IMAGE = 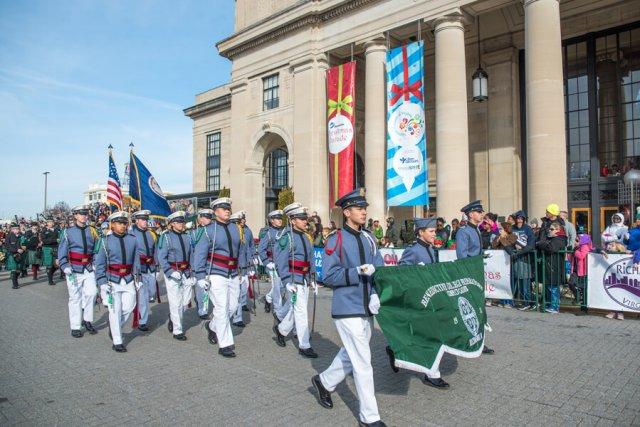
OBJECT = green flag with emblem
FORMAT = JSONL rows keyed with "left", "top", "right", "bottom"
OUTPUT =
{"left": 374, "top": 255, "right": 487, "bottom": 376}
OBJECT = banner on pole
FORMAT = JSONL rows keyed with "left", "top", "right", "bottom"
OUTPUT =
{"left": 374, "top": 256, "right": 487, "bottom": 376}
{"left": 587, "top": 253, "right": 640, "bottom": 312}
{"left": 438, "top": 250, "right": 513, "bottom": 300}
{"left": 129, "top": 152, "right": 172, "bottom": 218}
{"left": 326, "top": 61, "right": 356, "bottom": 205}
{"left": 386, "top": 41, "right": 428, "bottom": 206}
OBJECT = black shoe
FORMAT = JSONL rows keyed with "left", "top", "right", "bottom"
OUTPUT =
{"left": 83, "top": 321, "right": 97, "bottom": 335}
{"left": 482, "top": 345, "right": 494, "bottom": 355}
{"left": 71, "top": 329, "right": 83, "bottom": 338}
{"left": 242, "top": 305, "right": 249, "bottom": 312}
{"left": 311, "top": 375, "right": 333, "bottom": 409}
{"left": 219, "top": 346, "right": 236, "bottom": 358}
{"left": 299, "top": 347, "right": 318, "bottom": 358}
{"left": 273, "top": 325, "right": 286, "bottom": 347}
{"left": 112, "top": 344, "right": 127, "bottom": 353}
{"left": 167, "top": 318, "right": 173, "bottom": 333}
{"left": 138, "top": 324, "right": 149, "bottom": 332}
{"left": 173, "top": 333, "right": 187, "bottom": 341}
{"left": 205, "top": 322, "right": 217, "bottom": 344}
{"left": 11, "top": 272, "right": 19, "bottom": 289}
{"left": 232, "top": 321, "right": 246, "bottom": 328}
{"left": 358, "top": 421, "right": 387, "bottom": 427}
{"left": 48, "top": 281, "right": 55, "bottom": 286}
{"left": 423, "top": 376, "right": 450, "bottom": 389}
{"left": 264, "top": 301, "right": 271, "bottom": 313}
{"left": 385, "top": 346, "right": 399, "bottom": 373}
{"left": 199, "top": 314, "right": 209, "bottom": 320}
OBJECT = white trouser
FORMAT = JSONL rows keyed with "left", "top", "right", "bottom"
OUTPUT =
{"left": 137, "top": 272, "right": 156, "bottom": 325}
{"left": 320, "top": 317, "right": 380, "bottom": 424}
{"left": 267, "top": 271, "right": 289, "bottom": 321}
{"left": 100, "top": 284, "right": 109, "bottom": 307}
{"left": 66, "top": 269, "right": 97, "bottom": 330}
{"left": 107, "top": 279, "right": 136, "bottom": 345}
{"left": 278, "top": 284, "right": 310, "bottom": 349}
{"left": 165, "top": 274, "right": 194, "bottom": 335}
{"left": 233, "top": 275, "right": 249, "bottom": 322}
{"left": 207, "top": 274, "right": 240, "bottom": 348}
{"left": 195, "top": 281, "right": 210, "bottom": 316}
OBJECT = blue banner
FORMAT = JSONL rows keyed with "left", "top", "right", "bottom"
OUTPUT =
{"left": 129, "top": 152, "right": 171, "bottom": 218}
{"left": 314, "top": 247, "right": 323, "bottom": 282}
{"left": 385, "top": 41, "right": 428, "bottom": 206}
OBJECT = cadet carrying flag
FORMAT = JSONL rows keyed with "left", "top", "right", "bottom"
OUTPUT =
{"left": 374, "top": 256, "right": 487, "bottom": 376}
{"left": 128, "top": 151, "right": 171, "bottom": 218}
{"left": 107, "top": 149, "right": 123, "bottom": 211}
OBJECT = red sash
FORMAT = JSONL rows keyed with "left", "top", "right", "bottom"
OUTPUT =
{"left": 288, "top": 259, "right": 311, "bottom": 274}
{"left": 69, "top": 251, "right": 93, "bottom": 266}
{"left": 208, "top": 252, "right": 238, "bottom": 270}
{"left": 108, "top": 264, "right": 132, "bottom": 277}
{"left": 170, "top": 261, "right": 190, "bottom": 271}
{"left": 139, "top": 255, "right": 154, "bottom": 265}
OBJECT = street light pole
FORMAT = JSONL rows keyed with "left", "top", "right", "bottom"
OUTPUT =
{"left": 43, "top": 171, "right": 50, "bottom": 215}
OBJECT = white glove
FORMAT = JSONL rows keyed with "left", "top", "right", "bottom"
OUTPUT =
{"left": 358, "top": 264, "right": 376, "bottom": 277}
{"left": 197, "top": 279, "right": 210, "bottom": 291}
{"left": 170, "top": 271, "right": 182, "bottom": 281}
{"left": 418, "top": 262, "right": 425, "bottom": 266}
{"left": 368, "top": 293, "right": 381, "bottom": 315}
{"left": 248, "top": 270, "right": 256, "bottom": 277}
{"left": 311, "top": 281, "right": 318, "bottom": 295}
{"left": 253, "top": 258, "right": 260, "bottom": 266}
{"left": 266, "top": 262, "right": 275, "bottom": 270}
{"left": 135, "top": 281, "right": 143, "bottom": 291}
{"left": 186, "top": 277, "right": 197, "bottom": 287}
{"left": 63, "top": 267, "right": 72, "bottom": 275}
{"left": 285, "top": 283, "right": 297, "bottom": 293}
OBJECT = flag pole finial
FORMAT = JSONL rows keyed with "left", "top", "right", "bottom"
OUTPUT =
{"left": 108, "top": 144, "right": 113, "bottom": 150}
{"left": 129, "top": 141, "right": 134, "bottom": 151}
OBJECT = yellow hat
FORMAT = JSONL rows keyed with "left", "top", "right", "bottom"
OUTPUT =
{"left": 546, "top": 203, "right": 560, "bottom": 216}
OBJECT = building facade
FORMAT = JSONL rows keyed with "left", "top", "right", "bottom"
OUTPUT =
{"left": 83, "top": 183, "right": 108, "bottom": 205}
{"left": 185, "top": 0, "right": 640, "bottom": 236}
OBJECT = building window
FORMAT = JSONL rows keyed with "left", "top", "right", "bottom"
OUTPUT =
{"left": 263, "top": 74, "right": 279, "bottom": 110}
{"left": 565, "top": 41, "right": 590, "bottom": 181}
{"left": 206, "top": 132, "right": 221, "bottom": 191}
{"left": 265, "top": 148, "right": 288, "bottom": 190}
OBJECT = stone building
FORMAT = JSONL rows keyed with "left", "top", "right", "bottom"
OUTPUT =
{"left": 184, "top": 0, "right": 640, "bottom": 237}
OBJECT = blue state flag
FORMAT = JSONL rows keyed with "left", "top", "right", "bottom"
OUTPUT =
{"left": 129, "top": 152, "right": 171, "bottom": 218}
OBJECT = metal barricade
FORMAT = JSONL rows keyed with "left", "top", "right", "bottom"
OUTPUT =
{"left": 509, "top": 250, "right": 540, "bottom": 310}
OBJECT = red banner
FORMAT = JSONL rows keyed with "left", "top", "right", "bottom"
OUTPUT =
{"left": 327, "top": 61, "right": 356, "bottom": 206}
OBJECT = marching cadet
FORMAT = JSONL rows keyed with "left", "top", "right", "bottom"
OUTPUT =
{"left": 230, "top": 210, "right": 255, "bottom": 327}
{"left": 94, "top": 212, "right": 141, "bottom": 353}
{"left": 4, "top": 223, "right": 25, "bottom": 289}
{"left": 41, "top": 219, "right": 60, "bottom": 286}
{"left": 192, "top": 208, "right": 214, "bottom": 320}
{"left": 456, "top": 200, "right": 494, "bottom": 355}
{"left": 193, "top": 197, "right": 242, "bottom": 358}
{"left": 156, "top": 211, "right": 194, "bottom": 341}
{"left": 58, "top": 205, "right": 99, "bottom": 338}
{"left": 130, "top": 210, "right": 157, "bottom": 332}
{"left": 272, "top": 203, "right": 318, "bottom": 358}
{"left": 395, "top": 217, "right": 450, "bottom": 389}
{"left": 24, "top": 222, "right": 41, "bottom": 280}
{"left": 311, "top": 188, "right": 386, "bottom": 427}
{"left": 257, "top": 210, "right": 285, "bottom": 316}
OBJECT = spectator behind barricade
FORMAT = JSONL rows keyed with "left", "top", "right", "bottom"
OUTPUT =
{"left": 559, "top": 210, "right": 577, "bottom": 250}
{"left": 480, "top": 213, "right": 498, "bottom": 249}
{"left": 434, "top": 217, "right": 450, "bottom": 248}
{"left": 491, "top": 222, "right": 518, "bottom": 308}
{"left": 571, "top": 233, "right": 594, "bottom": 315}
{"left": 511, "top": 211, "right": 536, "bottom": 310}
{"left": 329, "top": 220, "right": 337, "bottom": 231}
{"left": 380, "top": 236, "right": 394, "bottom": 248}
{"left": 385, "top": 217, "right": 398, "bottom": 246}
{"left": 400, "top": 220, "right": 416, "bottom": 246}
{"left": 372, "top": 220, "right": 384, "bottom": 244}
{"left": 601, "top": 213, "right": 628, "bottom": 244}
{"left": 536, "top": 221, "right": 567, "bottom": 313}
{"left": 450, "top": 218, "right": 460, "bottom": 240}
{"left": 506, "top": 214, "right": 516, "bottom": 225}
{"left": 529, "top": 218, "right": 541, "bottom": 239}
{"left": 537, "top": 203, "right": 565, "bottom": 244}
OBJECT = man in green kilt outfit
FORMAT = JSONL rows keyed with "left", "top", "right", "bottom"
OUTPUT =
{"left": 4, "top": 223, "right": 25, "bottom": 289}
{"left": 24, "top": 222, "right": 41, "bottom": 280}
{"left": 41, "top": 219, "right": 60, "bottom": 286}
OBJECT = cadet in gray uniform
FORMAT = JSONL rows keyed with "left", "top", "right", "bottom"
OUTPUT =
{"left": 231, "top": 210, "right": 255, "bottom": 327}
{"left": 130, "top": 210, "right": 157, "bottom": 331}
{"left": 258, "top": 210, "right": 285, "bottom": 317}
{"left": 193, "top": 209, "right": 214, "bottom": 320}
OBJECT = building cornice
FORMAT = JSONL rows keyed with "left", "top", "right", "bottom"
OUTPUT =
{"left": 183, "top": 94, "right": 231, "bottom": 119}
{"left": 217, "top": 0, "right": 382, "bottom": 59}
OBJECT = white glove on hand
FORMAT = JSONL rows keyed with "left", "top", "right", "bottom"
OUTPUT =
{"left": 186, "top": 277, "right": 197, "bottom": 287}
{"left": 197, "top": 279, "right": 210, "bottom": 291}
{"left": 253, "top": 258, "right": 260, "bottom": 266}
{"left": 63, "top": 267, "right": 72, "bottom": 275}
{"left": 266, "top": 262, "right": 275, "bottom": 270}
{"left": 170, "top": 271, "right": 182, "bottom": 281}
{"left": 358, "top": 264, "right": 376, "bottom": 277}
{"left": 248, "top": 270, "right": 256, "bottom": 277}
{"left": 417, "top": 262, "right": 425, "bottom": 266}
{"left": 135, "top": 281, "right": 143, "bottom": 291}
{"left": 285, "top": 283, "right": 297, "bottom": 293}
{"left": 368, "top": 293, "right": 381, "bottom": 315}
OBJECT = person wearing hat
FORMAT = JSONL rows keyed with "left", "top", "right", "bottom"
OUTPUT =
{"left": 258, "top": 209, "right": 285, "bottom": 315}
{"left": 24, "top": 222, "right": 41, "bottom": 281}
{"left": 272, "top": 203, "right": 318, "bottom": 358}
{"left": 312, "top": 188, "right": 386, "bottom": 427}
{"left": 4, "top": 223, "right": 25, "bottom": 289}
{"left": 455, "top": 200, "right": 495, "bottom": 355}
{"left": 41, "top": 219, "right": 61, "bottom": 286}
{"left": 391, "top": 217, "right": 450, "bottom": 389}
{"left": 58, "top": 205, "right": 100, "bottom": 338}
{"left": 94, "top": 211, "right": 141, "bottom": 352}
{"left": 230, "top": 210, "right": 255, "bottom": 328}
{"left": 511, "top": 211, "right": 536, "bottom": 310}
{"left": 537, "top": 203, "right": 565, "bottom": 246}
{"left": 130, "top": 210, "right": 158, "bottom": 332}
{"left": 157, "top": 211, "right": 195, "bottom": 341}
{"left": 192, "top": 208, "right": 215, "bottom": 320}
{"left": 192, "top": 197, "right": 243, "bottom": 358}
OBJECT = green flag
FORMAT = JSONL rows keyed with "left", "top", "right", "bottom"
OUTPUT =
{"left": 374, "top": 255, "right": 487, "bottom": 376}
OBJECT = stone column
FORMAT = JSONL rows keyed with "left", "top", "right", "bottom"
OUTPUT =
{"left": 229, "top": 80, "right": 249, "bottom": 203}
{"left": 525, "top": 0, "right": 567, "bottom": 216}
{"left": 434, "top": 14, "right": 470, "bottom": 221}
{"left": 364, "top": 37, "right": 387, "bottom": 223}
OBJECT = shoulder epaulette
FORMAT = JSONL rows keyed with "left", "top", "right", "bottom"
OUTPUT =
{"left": 259, "top": 227, "right": 268, "bottom": 239}
{"left": 149, "top": 230, "right": 158, "bottom": 242}
{"left": 278, "top": 231, "right": 290, "bottom": 249}
{"left": 89, "top": 225, "right": 99, "bottom": 241}
{"left": 193, "top": 227, "right": 205, "bottom": 244}
{"left": 94, "top": 237, "right": 104, "bottom": 254}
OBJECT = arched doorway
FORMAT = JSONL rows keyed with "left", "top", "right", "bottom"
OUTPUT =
{"left": 264, "top": 147, "right": 289, "bottom": 215}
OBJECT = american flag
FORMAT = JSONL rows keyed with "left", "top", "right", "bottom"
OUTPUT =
{"left": 107, "top": 152, "right": 123, "bottom": 211}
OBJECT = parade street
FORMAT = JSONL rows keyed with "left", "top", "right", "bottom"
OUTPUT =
{"left": 1, "top": 272, "right": 639, "bottom": 427}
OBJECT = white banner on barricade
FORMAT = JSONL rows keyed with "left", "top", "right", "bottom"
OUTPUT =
{"left": 587, "top": 253, "right": 640, "bottom": 312}
{"left": 379, "top": 248, "right": 405, "bottom": 266}
{"left": 438, "top": 250, "right": 513, "bottom": 300}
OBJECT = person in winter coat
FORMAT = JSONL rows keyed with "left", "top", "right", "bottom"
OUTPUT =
{"left": 491, "top": 222, "right": 518, "bottom": 307}
{"left": 601, "top": 213, "right": 628, "bottom": 244}
{"left": 511, "top": 211, "right": 536, "bottom": 309}
{"left": 535, "top": 221, "right": 568, "bottom": 313}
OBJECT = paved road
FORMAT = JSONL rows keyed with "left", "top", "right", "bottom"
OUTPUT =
{"left": 1, "top": 271, "right": 639, "bottom": 426}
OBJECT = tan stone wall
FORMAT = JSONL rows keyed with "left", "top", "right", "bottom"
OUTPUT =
{"left": 234, "top": 0, "right": 301, "bottom": 32}
{"left": 191, "top": 109, "right": 231, "bottom": 193}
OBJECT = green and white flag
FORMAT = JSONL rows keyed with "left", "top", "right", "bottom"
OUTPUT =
{"left": 374, "top": 256, "right": 488, "bottom": 376}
